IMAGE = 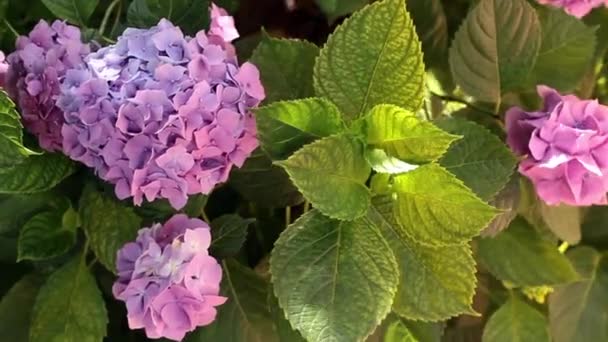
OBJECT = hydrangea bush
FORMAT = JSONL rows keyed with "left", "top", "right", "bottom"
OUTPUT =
{"left": 0, "top": 0, "right": 608, "bottom": 341}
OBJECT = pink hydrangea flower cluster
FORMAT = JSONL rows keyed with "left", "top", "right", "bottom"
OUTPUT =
{"left": 506, "top": 86, "right": 608, "bottom": 206}
{"left": 113, "top": 214, "right": 226, "bottom": 341}
{"left": 57, "top": 12, "right": 264, "bottom": 209}
{"left": 5, "top": 20, "right": 90, "bottom": 151}
{"left": 537, "top": 0, "right": 608, "bottom": 18}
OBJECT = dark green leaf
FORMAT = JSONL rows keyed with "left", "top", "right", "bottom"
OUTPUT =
{"left": 210, "top": 214, "right": 253, "bottom": 258}
{"left": 0, "top": 154, "right": 75, "bottom": 194}
{"left": 17, "top": 210, "right": 76, "bottom": 262}
{"left": 128, "top": 0, "right": 210, "bottom": 35}
{"left": 315, "top": 0, "right": 368, "bottom": 20}
{"left": 0, "top": 91, "right": 37, "bottom": 168}
{"left": 407, "top": 0, "right": 449, "bottom": 68}
{"left": 230, "top": 148, "right": 303, "bottom": 208}
{"left": 270, "top": 209, "right": 399, "bottom": 342}
{"left": 80, "top": 186, "right": 142, "bottom": 273}
{"left": 449, "top": 0, "right": 541, "bottom": 102}
{"left": 250, "top": 33, "right": 320, "bottom": 104}
{"left": 41, "top": 0, "right": 98, "bottom": 25}
{"left": 30, "top": 255, "right": 108, "bottom": 342}
{"left": 314, "top": 0, "right": 425, "bottom": 119}
{"left": 478, "top": 217, "right": 579, "bottom": 286}
{"left": 0, "top": 274, "right": 45, "bottom": 342}
{"left": 482, "top": 296, "right": 549, "bottom": 342}
{"left": 549, "top": 247, "right": 608, "bottom": 342}
{"left": 268, "top": 291, "right": 306, "bottom": 342}
{"left": 437, "top": 118, "right": 516, "bottom": 201}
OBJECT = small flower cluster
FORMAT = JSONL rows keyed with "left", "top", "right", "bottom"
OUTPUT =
{"left": 537, "top": 0, "right": 608, "bottom": 18}
{"left": 507, "top": 86, "right": 608, "bottom": 206}
{"left": 113, "top": 214, "right": 226, "bottom": 341}
{"left": 57, "top": 11, "right": 263, "bottom": 209}
{"left": 5, "top": 20, "right": 90, "bottom": 151}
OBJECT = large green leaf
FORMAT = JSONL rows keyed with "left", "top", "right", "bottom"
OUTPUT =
{"left": 315, "top": 0, "right": 368, "bottom": 20}
{"left": 531, "top": 8, "right": 596, "bottom": 91}
{"left": 407, "top": 0, "right": 449, "bottom": 68}
{"left": 365, "top": 105, "right": 459, "bottom": 164}
{"left": 256, "top": 98, "right": 345, "bottom": 160}
{"left": 371, "top": 196, "right": 477, "bottom": 320}
{"left": 270, "top": 210, "right": 399, "bottom": 342}
{"left": 209, "top": 214, "right": 254, "bottom": 258}
{"left": 0, "top": 91, "right": 37, "bottom": 168}
{"left": 250, "top": 33, "right": 320, "bottom": 104}
{"left": 449, "top": 0, "right": 541, "bottom": 102}
{"left": 384, "top": 319, "right": 417, "bottom": 342}
{"left": 17, "top": 209, "right": 77, "bottom": 262}
{"left": 436, "top": 118, "right": 516, "bottom": 201}
{"left": 0, "top": 192, "right": 55, "bottom": 235}
{"left": 191, "top": 259, "right": 277, "bottom": 342}
{"left": 478, "top": 217, "right": 579, "bottom": 287}
{"left": 277, "top": 135, "right": 371, "bottom": 220}
{"left": 128, "top": 0, "right": 210, "bottom": 35}
{"left": 393, "top": 163, "right": 497, "bottom": 246}
{"left": 0, "top": 154, "right": 75, "bottom": 194}
{"left": 482, "top": 296, "right": 549, "bottom": 342}
{"left": 30, "top": 255, "right": 108, "bottom": 342}
{"left": 0, "top": 274, "right": 45, "bottom": 341}
{"left": 314, "top": 0, "right": 425, "bottom": 119}
{"left": 539, "top": 203, "right": 581, "bottom": 245}
{"left": 79, "top": 186, "right": 142, "bottom": 273}
{"left": 549, "top": 247, "right": 608, "bottom": 342}
{"left": 268, "top": 291, "right": 306, "bottom": 342}
{"left": 230, "top": 148, "right": 303, "bottom": 208}
{"left": 41, "top": 0, "right": 98, "bottom": 25}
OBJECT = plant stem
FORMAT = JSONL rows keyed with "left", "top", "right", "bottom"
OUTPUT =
{"left": 303, "top": 200, "right": 310, "bottom": 213}
{"left": 3, "top": 19, "right": 18, "bottom": 38}
{"left": 431, "top": 92, "right": 500, "bottom": 119}
{"left": 285, "top": 206, "right": 291, "bottom": 227}
{"left": 99, "top": 0, "right": 121, "bottom": 37}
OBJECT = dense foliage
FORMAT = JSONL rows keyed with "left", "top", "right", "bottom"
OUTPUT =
{"left": 1, "top": 0, "right": 608, "bottom": 341}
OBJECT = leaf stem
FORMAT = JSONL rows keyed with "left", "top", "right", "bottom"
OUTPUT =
{"left": 285, "top": 206, "right": 291, "bottom": 227}
{"left": 3, "top": 19, "right": 18, "bottom": 38}
{"left": 431, "top": 92, "right": 500, "bottom": 119}
{"left": 303, "top": 200, "right": 310, "bottom": 213}
{"left": 98, "top": 0, "right": 121, "bottom": 37}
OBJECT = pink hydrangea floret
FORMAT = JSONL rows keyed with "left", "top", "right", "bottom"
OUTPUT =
{"left": 6, "top": 20, "right": 90, "bottom": 151}
{"left": 57, "top": 6, "right": 264, "bottom": 209}
{"left": 506, "top": 85, "right": 608, "bottom": 206}
{"left": 537, "top": 0, "right": 608, "bottom": 18}
{"left": 113, "top": 214, "right": 226, "bottom": 341}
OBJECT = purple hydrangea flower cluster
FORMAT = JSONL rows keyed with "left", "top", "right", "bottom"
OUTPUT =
{"left": 506, "top": 86, "right": 608, "bottom": 206}
{"left": 0, "top": 52, "right": 9, "bottom": 88}
{"left": 57, "top": 12, "right": 264, "bottom": 210}
{"left": 6, "top": 20, "right": 90, "bottom": 151}
{"left": 113, "top": 214, "right": 226, "bottom": 341}
{"left": 537, "top": 0, "right": 608, "bottom": 18}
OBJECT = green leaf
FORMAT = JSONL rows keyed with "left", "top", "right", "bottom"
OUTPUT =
{"left": 30, "top": 255, "right": 108, "bottom": 342}
{"left": 315, "top": 0, "right": 368, "bottom": 20}
{"left": 314, "top": 0, "right": 425, "bottom": 119}
{"left": 191, "top": 259, "right": 277, "bottom": 342}
{"left": 407, "top": 0, "right": 449, "bottom": 68}
{"left": 393, "top": 163, "right": 498, "bottom": 246}
{"left": 17, "top": 210, "right": 76, "bottom": 262}
{"left": 210, "top": 214, "right": 254, "bottom": 258}
{"left": 0, "top": 154, "right": 75, "bottom": 194}
{"left": 385, "top": 319, "right": 417, "bottom": 342}
{"left": 256, "top": 98, "right": 345, "bottom": 160}
{"left": 230, "top": 148, "right": 304, "bottom": 208}
{"left": 370, "top": 196, "right": 477, "bottom": 320}
{"left": 277, "top": 134, "right": 371, "bottom": 220}
{"left": 41, "top": 0, "right": 98, "bottom": 25}
{"left": 250, "top": 33, "right": 320, "bottom": 103}
{"left": 80, "top": 186, "right": 142, "bottom": 273}
{"left": 436, "top": 118, "right": 516, "bottom": 201}
{"left": 482, "top": 175, "right": 520, "bottom": 237}
{"left": 268, "top": 292, "right": 306, "bottom": 342}
{"left": 531, "top": 8, "right": 596, "bottom": 91}
{"left": 365, "top": 148, "right": 418, "bottom": 174}
{"left": 449, "top": 0, "right": 541, "bottom": 102}
{"left": 549, "top": 247, "right": 608, "bottom": 342}
{"left": 0, "top": 274, "right": 45, "bottom": 342}
{"left": 581, "top": 206, "right": 608, "bottom": 249}
{"left": 0, "top": 192, "right": 56, "bottom": 235}
{"left": 128, "top": 0, "right": 210, "bottom": 35}
{"left": 0, "top": 91, "right": 37, "bottom": 168}
{"left": 270, "top": 209, "right": 398, "bottom": 342}
{"left": 365, "top": 104, "right": 459, "bottom": 164}
{"left": 135, "top": 194, "right": 207, "bottom": 223}
{"left": 539, "top": 203, "right": 581, "bottom": 245}
{"left": 478, "top": 217, "right": 579, "bottom": 287}
{"left": 482, "top": 296, "right": 549, "bottom": 342}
